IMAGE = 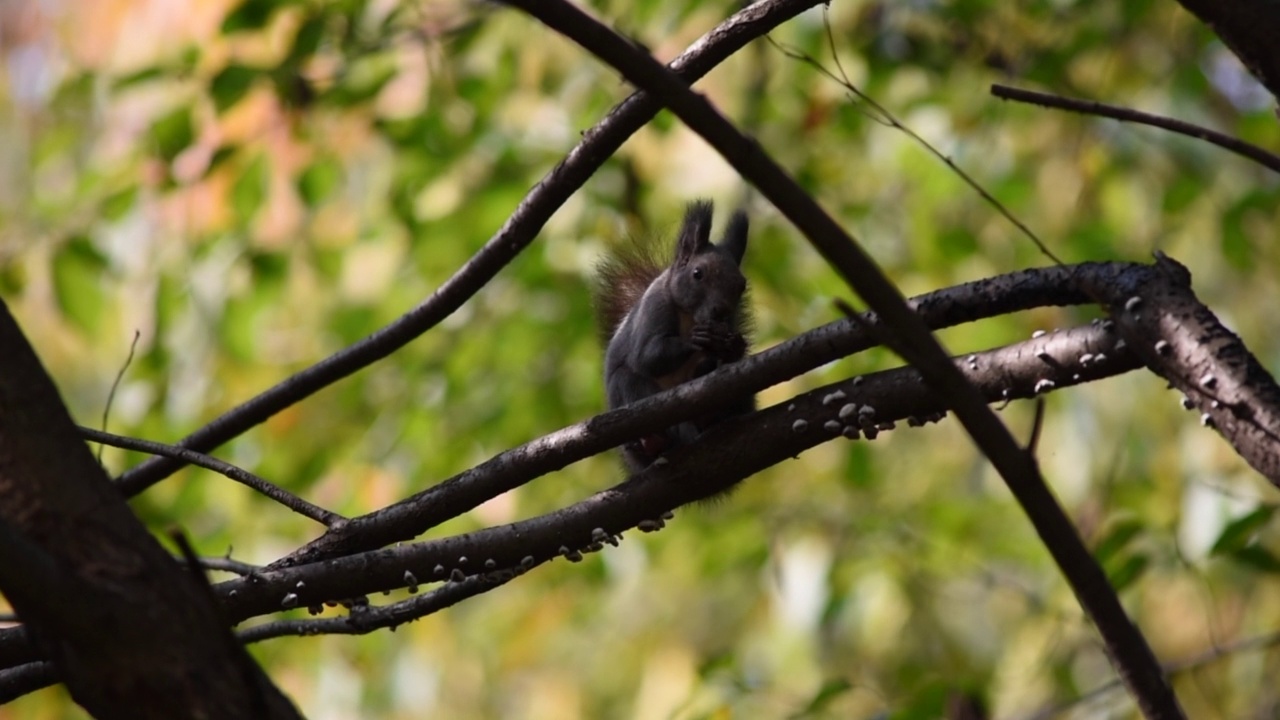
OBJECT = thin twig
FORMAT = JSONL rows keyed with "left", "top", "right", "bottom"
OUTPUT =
{"left": 112, "top": 0, "right": 826, "bottom": 499}
{"left": 97, "top": 330, "right": 140, "bottom": 463}
{"left": 991, "top": 84, "right": 1280, "bottom": 175}
{"left": 1019, "top": 629, "right": 1280, "bottom": 720}
{"left": 497, "top": 2, "right": 1183, "bottom": 717}
{"left": 771, "top": 33, "right": 1063, "bottom": 265}
{"left": 81, "top": 427, "right": 344, "bottom": 527}
{"left": 172, "top": 555, "right": 262, "bottom": 576}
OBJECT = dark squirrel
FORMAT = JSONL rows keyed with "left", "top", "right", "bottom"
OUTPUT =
{"left": 593, "top": 200, "right": 755, "bottom": 472}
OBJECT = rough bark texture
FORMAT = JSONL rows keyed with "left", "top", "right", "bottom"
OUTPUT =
{"left": 0, "top": 301, "right": 302, "bottom": 719}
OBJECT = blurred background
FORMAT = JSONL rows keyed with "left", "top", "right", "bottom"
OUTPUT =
{"left": 1, "top": 0, "right": 1279, "bottom": 718}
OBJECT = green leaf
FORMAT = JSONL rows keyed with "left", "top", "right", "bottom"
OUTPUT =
{"left": 52, "top": 236, "right": 109, "bottom": 332}
{"left": 149, "top": 106, "right": 195, "bottom": 162}
{"left": 0, "top": 263, "right": 27, "bottom": 295}
{"left": 205, "top": 144, "right": 238, "bottom": 177}
{"left": 221, "top": 0, "right": 279, "bottom": 33}
{"left": 210, "top": 64, "right": 259, "bottom": 113}
{"left": 231, "top": 154, "right": 269, "bottom": 222}
{"left": 322, "top": 54, "right": 397, "bottom": 107}
{"left": 297, "top": 156, "right": 342, "bottom": 207}
{"left": 1230, "top": 546, "right": 1280, "bottom": 574}
{"left": 286, "top": 15, "right": 326, "bottom": 64}
{"left": 1093, "top": 518, "right": 1144, "bottom": 565}
{"left": 220, "top": 294, "right": 261, "bottom": 362}
{"left": 1107, "top": 553, "right": 1150, "bottom": 592}
{"left": 1211, "top": 506, "right": 1276, "bottom": 556}
{"left": 791, "top": 678, "right": 853, "bottom": 718}
{"left": 100, "top": 186, "right": 139, "bottom": 221}
{"left": 113, "top": 66, "right": 165, "bottom": 90}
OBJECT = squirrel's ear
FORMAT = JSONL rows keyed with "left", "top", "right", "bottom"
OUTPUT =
{"left": 719, "top": 211, "right": 748, "bottom": 265}
{"left": 674, "top": 200, "right": 714, "bottom": 265}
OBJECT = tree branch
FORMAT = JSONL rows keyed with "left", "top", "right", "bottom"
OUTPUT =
{"left": 990, "top": 84, "right": 1280, "bottom": 174}
{"left": 113, "top": 0, "right": 826, "bottom": 498}
{"left": 275, "top": 262, "right": 1120, "bottom": 569}
{"left": 237, "top": 565, "right": 536, "bottom": 644}
{"left": 83, "top": 427, "right": 343, "bottom": 526}
{"left": 496, "top": 1, "right": 1185, "bottom": 716}
{"left": 0, "top": 301, "right": 302, "bottom": 718}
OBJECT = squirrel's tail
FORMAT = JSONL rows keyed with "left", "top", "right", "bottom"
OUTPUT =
{"left": 591, "top": 235, "right": 665, "bottom": 343}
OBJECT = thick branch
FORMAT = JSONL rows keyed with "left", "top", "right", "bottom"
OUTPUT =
{"left": 0, "top": 302, "right": 301, "bottom": 719}
{"left": 1092, "top": 253, "right": 1280, "bottom": 482}
{"left": 214, "top": 320, "right": 1141, "bottom": 624}
{"left": 277, "top": 262, "right": 1120, "bottom": 568}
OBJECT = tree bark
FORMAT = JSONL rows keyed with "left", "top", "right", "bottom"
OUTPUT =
{"left": 0, "top": 301, "right": 302, "bottom": 719}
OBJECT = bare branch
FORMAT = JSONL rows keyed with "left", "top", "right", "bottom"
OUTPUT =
{"left": 276, "top": 262, "right": 1118, "bottom": 569}
{"left": 216, "top": 319, "right": 1142, "bottom": 626}
{"left": 490, "top": 2, "right": 1186, "bottom": 715}
{"left": 97, "top": 329, "right": 140, "bottom": 463}
{"left": 82, "top": 427, "right": 343, "bottom": 527}
{"left": 991, "top": 84, "right": 1280, "bottom": 174}
{"left": 1092, "top": 253, "right": 1280, "bottom": 482}
{"left": 1021, "top": 628, "right": 1280, "bottom": 720}
{"left": 238, "top": 566, "right": 535, "bottom": 644}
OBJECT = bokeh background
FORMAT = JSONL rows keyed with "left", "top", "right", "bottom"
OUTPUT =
{"left": 2, "top": 0, "right": 1279, "bottom": 717}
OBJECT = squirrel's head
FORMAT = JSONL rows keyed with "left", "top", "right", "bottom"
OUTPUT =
{"left": 669, "top": 200, "right": 748, "bottom": 327}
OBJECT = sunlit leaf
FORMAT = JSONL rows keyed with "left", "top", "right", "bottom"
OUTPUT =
{"left": 1107, "top": 553, "right": 1150, "bottom": 592}
{"left": 52, "top": 236, "right": 108, "bottom": 333}
{"left": 100, "top": 186, "right": 138, "bottom": 221}
{"left": 297, "top": 156, "right": 342, "bottom": 207}
{"left": 1211, "top": 506, "right": 1276, "bottom": 556}
{"left": 231, "top": 154, "right": 269, "bottom": 222}
{"left": 210, "top": 64, "right": 259, "bottom": 113}
{"left": 792, "top": 678, "right": 853, "bottom": 718}
{"left": 1093, "top": 518, "right": 1144, "bottom": 564}
{"left": 149, "top": 106, "right": 195, "bottom": 162}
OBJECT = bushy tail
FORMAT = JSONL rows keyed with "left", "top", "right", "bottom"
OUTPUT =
{"left": 591, "top": 236, "right": 665, "bottom": 343}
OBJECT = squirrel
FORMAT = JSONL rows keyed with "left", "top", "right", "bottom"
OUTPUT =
{"left": 592, "top": 200, "right": 755, "bottom": 473}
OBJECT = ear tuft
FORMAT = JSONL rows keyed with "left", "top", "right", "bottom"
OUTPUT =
{"left": 719, "top": 210, "right": 748, "bottom": 265}
{"left": 674, "top": 200, "right": 714, "bottom": 265}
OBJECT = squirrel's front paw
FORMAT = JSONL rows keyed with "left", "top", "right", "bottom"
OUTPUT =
{"left": 692, "top": 325, "right": 744, "bottom": 359}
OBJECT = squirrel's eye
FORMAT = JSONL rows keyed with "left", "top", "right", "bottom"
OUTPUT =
{"left": 692, "top": 267, "right": 704, "bottom": 280}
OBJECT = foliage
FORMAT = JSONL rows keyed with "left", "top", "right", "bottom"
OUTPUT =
{"left": 1, "top": 0, "right": 1278, "bottom": 717}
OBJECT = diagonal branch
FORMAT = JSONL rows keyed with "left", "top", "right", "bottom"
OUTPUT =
{"left": 496, "top": 1, "right": 1184, "bottom": 717}
{"left": 83, "top": 427, "right": 344, "bottom": 526}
